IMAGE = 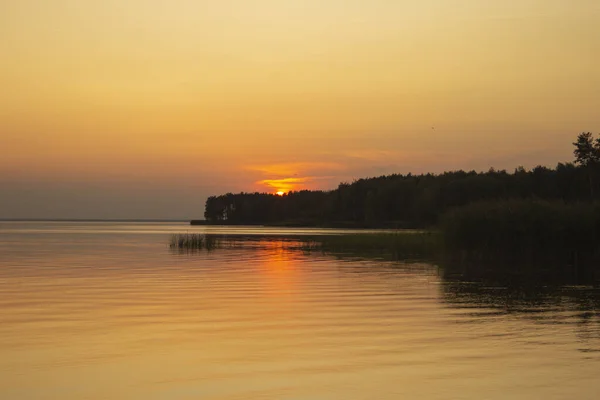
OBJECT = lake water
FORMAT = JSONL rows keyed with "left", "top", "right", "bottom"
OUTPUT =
{"left": 1, "top": 221, "right": 600, "bottom": 399}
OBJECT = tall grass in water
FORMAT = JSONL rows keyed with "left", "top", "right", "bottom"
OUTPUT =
{"left": 440, "top": 199, "right": 600, "bottom": 282}
{"left": 169, "top": 234, "right": 218, "bottom": 250}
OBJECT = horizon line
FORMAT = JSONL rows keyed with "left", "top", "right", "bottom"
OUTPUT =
{"left": 0, "top": 218, "right": 191, "bottom": 223}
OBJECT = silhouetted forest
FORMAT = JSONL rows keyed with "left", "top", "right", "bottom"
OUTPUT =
{"left": 201, "top": 133, "right": 600, "bottom": 228}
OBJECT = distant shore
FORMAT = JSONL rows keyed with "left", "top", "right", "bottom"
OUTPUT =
{"left": 189, "top": 219, "right": 418, "bottom": 229}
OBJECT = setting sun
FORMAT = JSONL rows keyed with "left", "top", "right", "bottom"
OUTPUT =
{"left": 276, "top": 191, "right": 285, "bottom": 196}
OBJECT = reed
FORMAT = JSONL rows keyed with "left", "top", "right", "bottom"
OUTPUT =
{"left": 439, "top": 199, "right": 600, "bottom": 281}
{"left": 169, "top": 233, "right": 219, "bottom": 250}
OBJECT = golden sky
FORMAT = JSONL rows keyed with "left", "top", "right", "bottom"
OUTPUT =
{"left": 1, "top": 1, "right": 599, "bottom": 218}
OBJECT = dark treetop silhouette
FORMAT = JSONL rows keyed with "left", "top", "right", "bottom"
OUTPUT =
{"left": 573, "top": 132, "right": 600, "bottom": 199}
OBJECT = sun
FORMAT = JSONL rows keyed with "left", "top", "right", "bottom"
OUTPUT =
{"left": 276, "top": 191, "right": 285, "bottom": 196}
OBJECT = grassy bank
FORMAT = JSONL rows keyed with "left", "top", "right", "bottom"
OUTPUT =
{"left": 440, "top": 199, "right": 600, "bottom": 282}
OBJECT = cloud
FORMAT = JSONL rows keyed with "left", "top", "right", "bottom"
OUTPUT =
{"left": 246, "top": 161, "right": 344, "bottom": 177}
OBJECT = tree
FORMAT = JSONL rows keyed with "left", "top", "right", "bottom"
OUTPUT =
{"left": 573, "top": 132, "right": 600, "bottom": 166}
{"left": 573, "top": 132, "right": 600, "bottom": 199}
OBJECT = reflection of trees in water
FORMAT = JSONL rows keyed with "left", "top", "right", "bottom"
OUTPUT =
{"left": 573, "top": 297, "right": 600, "bottom": 355}
{"left": 439, "top": 280, "right": 600, "bottom": 355}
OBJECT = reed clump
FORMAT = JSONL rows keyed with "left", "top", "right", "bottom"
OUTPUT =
{"left": 169, "top": 233, "right": 218, "bottom": 250}
{"left": 440, "top": 199, "right": 600, "bottom": 281}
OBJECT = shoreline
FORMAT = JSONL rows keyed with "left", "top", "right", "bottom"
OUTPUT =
{"left": 189, "top": 220, "right": 421, "bottom": 229}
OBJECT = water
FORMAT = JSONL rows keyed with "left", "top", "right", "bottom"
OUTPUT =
{"left": 1, "top": 222, "right": 599, "bottom": 399}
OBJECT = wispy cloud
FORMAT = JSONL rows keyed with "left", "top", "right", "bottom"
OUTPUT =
{"left": 247, "top": 161, "right": 344, "bottom": 177}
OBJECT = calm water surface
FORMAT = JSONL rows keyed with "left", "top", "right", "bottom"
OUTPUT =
{"left": 1, "top": 222, "right": 600, "bottom": 399}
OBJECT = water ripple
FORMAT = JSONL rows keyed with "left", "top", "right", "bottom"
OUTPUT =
{"left": 1, "top": 222, "right": 600, "bottom": 399}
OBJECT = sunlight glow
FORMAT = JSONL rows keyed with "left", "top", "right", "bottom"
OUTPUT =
{"left": 259, "top": 177, "right": 309, "bottom": 194}
{"left": 276, "top": 191, "right": 285, "bottom": 196}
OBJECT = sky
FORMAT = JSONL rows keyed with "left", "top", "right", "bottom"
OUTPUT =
{"left": 1, "top": 0, "right": 599, "bottom": 219}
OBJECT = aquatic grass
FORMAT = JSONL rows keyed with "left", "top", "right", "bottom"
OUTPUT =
{"left": 439, "top": 199, "right": 600, "bottom": 282}
{"left": 169, "top": 233, "right": 219, "bottom": 250}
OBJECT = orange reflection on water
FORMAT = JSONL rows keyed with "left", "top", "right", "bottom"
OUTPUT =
{"left": 4, "top": 224, "right": 600, "bottom": 399}
{"left": 257, "top": 241, "right": 304, "bottom": 297}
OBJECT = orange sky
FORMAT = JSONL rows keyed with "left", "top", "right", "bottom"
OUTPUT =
{"left": 1, "top": 1, "right": 599, "bottom": 219}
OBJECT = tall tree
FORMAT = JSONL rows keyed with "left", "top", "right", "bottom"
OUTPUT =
{"left": 573, "top": 132, "right": 600, "bottom": 199}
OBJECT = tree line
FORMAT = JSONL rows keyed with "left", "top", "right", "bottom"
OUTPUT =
{"left": 202, "top": 132, "right": 600, "bottom": 228}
